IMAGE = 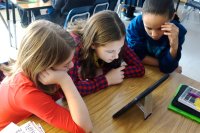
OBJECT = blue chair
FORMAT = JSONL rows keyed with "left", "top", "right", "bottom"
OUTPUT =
{"left": 117, "top": 0, "right": 145, "bottom": 19}
{"left": 93, "top": 0, "right": 109, "bottom": 14}
{"left": 185, "top": 0, "right": 200, "bottom": 9}
{"left": 63, "top": 5, "right": 93, "bottom": 29}
{"left": 181, "top": 0, "right": 200, "bottom": 22}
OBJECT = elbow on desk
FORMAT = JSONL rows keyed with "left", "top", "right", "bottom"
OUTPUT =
{"left": 159, "top": 64, "right": 178, "bottom": 74}
{"left": 137, "top": 66, "right": 145, "bottom": 77}
{"left": 141, "top": 66, "right": 145, "bottom": 76}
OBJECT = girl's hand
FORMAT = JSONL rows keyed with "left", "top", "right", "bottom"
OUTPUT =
{"left": 96, "top": 68, "right": 103, "bottom": 77}
{"left": 105, "top": 66, "right": 125, "bottom": 85}
{"left": 161, "top": 22, "right": 179, "bottom": 50}
{"left": 38, "top": 69, "right": 71, "bottom": 86}
{"left": 121, "top": 61, "right": 127, "bottom": 67}
{"left": 162, "top": 22, "right": 179, "bottom": 58}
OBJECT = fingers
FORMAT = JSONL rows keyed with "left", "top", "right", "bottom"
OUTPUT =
{"left": 121, "top": 61, "right": 127, "bottom": 67}
{"left": 119, "top": 67, "right": 125, "bottom": 79}
{"left": 161, "top": 23, "right": 179, "bottom": 33}
{"left": 163, "top": 32, "right": 172, "bottom": 36}
{"left": 40, "top": 69, "right": 54, "bottom": 77}
{"left": 116, "top": 66, "right": 125, "bottom": 79}
{"left": 121, "top": 74, "right": 125, "bottom": 79}
{"left": 161, "top": 22, "right": 174, "bottom": 28}
{"left": 118, "top": 66, "right": 125, "bottom": 71}
{"left": 38, "top": 69, "right": 52, "bottom": 85}
{"left": 38, "top": 74, "right": 47, "bottom": 85}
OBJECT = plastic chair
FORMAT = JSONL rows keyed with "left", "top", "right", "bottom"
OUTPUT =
{"left": 117, "top": 0, "right": 144, "bottom": 19}
{"left": 0, "top": 11, "right": 7, "bottom": 30}
{"left": 181, "top": 0, "right": 200, "bottom": 21}
{"left": 63, "top": 5, "right": 93, "bottom": 29}
{"left": 185, "top": 0, "right": 200, "bottom": 9}
{"left": 93, "top": 0, "right": 109, "bottom": 14}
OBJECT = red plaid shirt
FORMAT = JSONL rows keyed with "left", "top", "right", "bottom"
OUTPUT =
{"left": 68, "top": 33, "right": 145, "bottom": 96}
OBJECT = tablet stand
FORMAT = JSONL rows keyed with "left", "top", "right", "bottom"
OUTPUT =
{"left": 136, "top": 93, "right": 153, "bottom": 119}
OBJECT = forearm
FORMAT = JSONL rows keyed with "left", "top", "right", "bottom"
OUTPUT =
{"left": 60, "top": 79, "right": 92, "bottom": 132}
{"left": 142, "top": 56, "right": 159, "bottom": 66}
{"left": 122, "top": 44, "right": 145, "bottom": 78}
{"left": 76, "top": 75, "right": 108, "bottom": 96}
{"left": 159, "top": 50, "right": 180, "bottom": 73}
{"left": 170, "top": 45, "right": 178, "bottom": 58}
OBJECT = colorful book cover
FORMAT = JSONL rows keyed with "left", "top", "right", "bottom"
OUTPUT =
{"left": 168, "top": 84, "right": 200, "bottom": 123}
{"left": 16, "top": 0, "right": 38, "bottom": 4}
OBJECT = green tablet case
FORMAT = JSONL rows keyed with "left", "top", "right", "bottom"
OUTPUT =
{"left": 168, "top": 84, "right": 200, "bottom": 123}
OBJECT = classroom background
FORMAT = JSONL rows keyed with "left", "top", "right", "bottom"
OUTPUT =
{"left": 0, "top": 0, "right": 200, "bottom": 82}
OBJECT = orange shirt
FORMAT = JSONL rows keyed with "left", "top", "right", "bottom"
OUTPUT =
{"left": 0, "top": 72, "right": 84, "bottom": 133}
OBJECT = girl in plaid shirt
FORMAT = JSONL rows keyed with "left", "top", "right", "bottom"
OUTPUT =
{"left": 68, "top": 10, "right": 145, "bottom": 96}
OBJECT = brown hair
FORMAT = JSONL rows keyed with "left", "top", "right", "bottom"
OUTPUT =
{"left": 71, "top": 10, "right": 126, "bottom": 79}
{"left": 9, "top": 20, "right": 76, "bottom": 94}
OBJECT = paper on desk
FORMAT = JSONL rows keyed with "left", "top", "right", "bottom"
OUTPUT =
{"left": 20, "top": 121, "right": 43, "bottom": 133}
{"left": 0, "top": 121, "right": 45, "bottom": 133}
{"left": 0, "top": 122, "right": 20, "bottom": 133}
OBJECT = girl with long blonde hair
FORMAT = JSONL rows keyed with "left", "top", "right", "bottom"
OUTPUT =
{"left": 0, "top": 20, "right": 92, "bottom": 133}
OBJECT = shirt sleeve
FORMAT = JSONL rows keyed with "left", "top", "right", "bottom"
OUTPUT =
{"left": 68, "top": 63, "right": 108, "bottom": 96}
{"left": 122, "top": 44, "right": 145, "bottom": 78}
{"left": 126, "top": 15, "right": 148, "bottom": 60}
{"left": 68, "top": 41, "right": 108, "bottom": 96}
{"left": 15, "top": 87, "right": 85, "bottom": 133}
{"left": 158, "top": 22, "right": 187, "bottom": 73}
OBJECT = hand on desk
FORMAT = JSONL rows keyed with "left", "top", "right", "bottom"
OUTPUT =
{"left": 105, "top": 66, "right": 125, "bottom": 85}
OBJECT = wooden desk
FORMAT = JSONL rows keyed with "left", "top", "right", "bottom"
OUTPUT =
{"left": 12, "top": 0, "right": 51, "bottom": 10}
{"left": 5, "top": 0, "right": 51, "bottom": 49}
{"left": 18, "top": 66, "right": 200, "bottom": 133}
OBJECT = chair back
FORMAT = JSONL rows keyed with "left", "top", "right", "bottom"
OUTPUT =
{"left": 93, "top": 0, "right": 109, "bottom": 14}
{"left": 185, "top": 0, "right": 200, "bottom": 9}
{"left": 64, "top": 5, "right": 93, "bottom": 29}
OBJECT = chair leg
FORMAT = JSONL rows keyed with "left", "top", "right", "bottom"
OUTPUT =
{"left": 180, "top": 5, "right": 193, "bottom": 22}
{"left": 117, "top": 3, "right": 122, "bottom": 18}
{"left": 180, "top": 5, "right": 187, "bottom": 22}
{"left": 0, "top": 12, "right": 9, "bottom": 30}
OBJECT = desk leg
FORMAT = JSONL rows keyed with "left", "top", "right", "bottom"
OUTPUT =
{"left": 136, "top": 93, "right": 153, "bottom": 120}
{"left": 28, "top": 11, "right": 31, "bottom": 24}
{"left": 5, "top": 0, "right": 12, "bottom": 47}
{"left": 175, "top": 0, "right": 180, "bottom": 11}
{"left": 0, "top": 12, "right": 9, "bottom": 31}
{"left": 12, "top": 3, "right": 17, "bottom": 49}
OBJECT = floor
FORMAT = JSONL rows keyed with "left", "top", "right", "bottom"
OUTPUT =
{"left": 177, "top": 4, "right": 200, "bottom": 82}
{"left": 0, "top": 3, "right": 200, "bottom": 82}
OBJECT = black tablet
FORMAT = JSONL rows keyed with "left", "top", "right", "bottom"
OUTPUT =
{"left": 112, "top": 74, "right": 170, "bottom": 118}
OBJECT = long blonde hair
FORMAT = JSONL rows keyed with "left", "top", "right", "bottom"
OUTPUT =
{"left": 10, "top": 20, "right": 76, "bottom": 94}
{"left": 71, "top": 10, "right": 126, "bottom": 79}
